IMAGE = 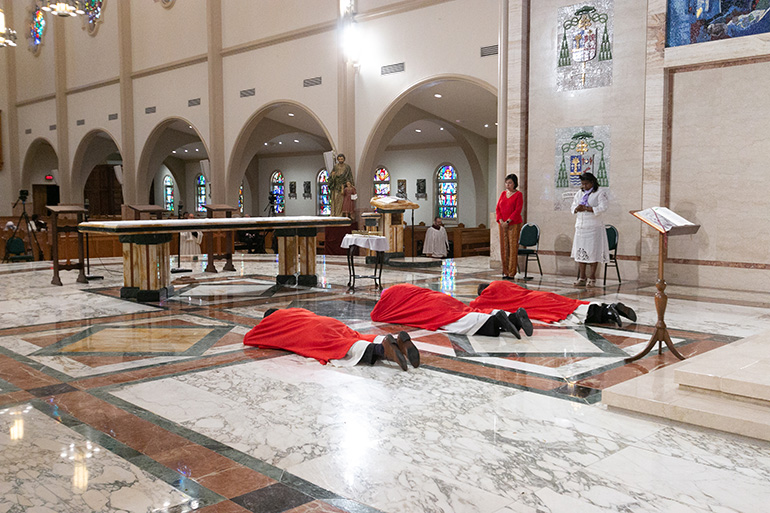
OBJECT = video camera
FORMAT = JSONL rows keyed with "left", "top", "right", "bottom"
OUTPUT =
{"left": 18, "top": 189, "right": 29, "bottom": 202}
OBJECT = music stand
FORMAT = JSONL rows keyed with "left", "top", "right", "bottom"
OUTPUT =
{"left": 627, "top": 207, "right": 700, "bottom": 363}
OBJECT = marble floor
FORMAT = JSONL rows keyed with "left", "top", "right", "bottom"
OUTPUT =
{"left": 1, "top": 253, "right": 769, "bottom": 512}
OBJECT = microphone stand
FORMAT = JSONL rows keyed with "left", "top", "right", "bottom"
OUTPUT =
{"left": 84, "top": 200, "right": 103, "bottom": 281}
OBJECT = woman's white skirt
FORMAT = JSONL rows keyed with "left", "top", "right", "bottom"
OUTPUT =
{"left": 571, "top": 224, "right": 609, "bottom": 263}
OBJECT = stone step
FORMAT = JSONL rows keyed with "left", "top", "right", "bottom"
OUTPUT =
{"left": 673, "top": 333, "right": 770, "bottom": 402}
{"left": 602, "top": 361, "right": 770, "bottom": 442}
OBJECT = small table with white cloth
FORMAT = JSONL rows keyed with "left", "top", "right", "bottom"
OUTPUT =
{"left": 341, "top": 234, "right": 388, "bottom": 289}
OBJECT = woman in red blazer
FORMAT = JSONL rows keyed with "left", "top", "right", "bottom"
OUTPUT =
{"left": 495, "top": 174, "right": 523, "bottom": 279}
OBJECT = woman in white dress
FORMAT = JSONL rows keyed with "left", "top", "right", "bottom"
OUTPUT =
{"left": 571, "top": 172, "right": 609, "bottom": 287}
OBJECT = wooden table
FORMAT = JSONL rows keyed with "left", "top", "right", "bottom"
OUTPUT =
{"left": 79, "top": 216, "right": 351, "bottom": 301}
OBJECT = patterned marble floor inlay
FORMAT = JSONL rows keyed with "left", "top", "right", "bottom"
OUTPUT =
{"left": 1, "top": 254, "right": 769, "bottom": 512}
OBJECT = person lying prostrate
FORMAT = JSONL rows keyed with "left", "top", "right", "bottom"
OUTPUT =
{"left": 243, "top": 308, "right": 420, "bottom": 371}
{"left": 369, "top": 283, "right": 533, "bottom": 339}
{"left": 473, "top": 281, "right": 637, "bottom": 327}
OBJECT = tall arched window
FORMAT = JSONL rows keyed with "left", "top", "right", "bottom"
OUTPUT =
{"left": 317, "top": 169, "right": 330, "bottom": 216}
{"left": 271, "top": 171, "right": 285, "bottom": 214}
{"left": 437, "top": 164, "right": 458, "bottom": 219}
{"left": 374, "top": 167, "right": 390, "bottom": 197}
{"left": 238, "top": 183, "right": 244, "bottom": 215}
{"left": 163, "top": 175, "right": 174, "bottom": 212}
{"left": 195, "top": 174, "right": 207, "bottom": 212}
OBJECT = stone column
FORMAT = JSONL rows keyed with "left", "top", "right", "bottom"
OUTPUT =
{"left": 639, "top": 0, "right": 669, "bottom": 282}
{"left": 117, "top": 1, "right": 137, "bottom": 205}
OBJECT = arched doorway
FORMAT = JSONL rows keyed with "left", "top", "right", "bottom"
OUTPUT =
{"left": 359, "top": 76, "right": 497, "bottom": 227}
{"left": 227, "top": 102, "right": 333, "bottom": 217}
{"left": 21, "top": 138, "right": 60, "bottom": 218}
{"left": 137, "top": 118, "right": 208, "bottom": 217}
{"left": 72, "top": 130, "right": 123, "bottom": 217}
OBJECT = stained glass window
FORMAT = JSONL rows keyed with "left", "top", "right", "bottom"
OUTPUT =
{"left": 163, "top": 175, "right": 174, "bottom": 212}
{"left": 374, "top": 167, "right": 390, "bottom": 197}
{"left": 271, "top": 171, "right": 285, "bottom": 214}
{"left": 437, "top": 164, "right": 458, "bottom": 219}
{"left": 195, "top": 174, "right": 206, "bottom": 212}
{"left": 83, "top": 0, "right": 103, "bottom": 33}
{"left": 317, "top": 169, "right": 330, "bottom": 216}
{"left": 238, "top": 183, "right": 244, "bottom": 215}
{"left": 30, "top": 7, "right": 45, "bottom": 52}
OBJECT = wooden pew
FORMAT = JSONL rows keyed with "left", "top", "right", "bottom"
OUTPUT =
{"left": 404, "top": 223, "right": 490, "bottom": 258}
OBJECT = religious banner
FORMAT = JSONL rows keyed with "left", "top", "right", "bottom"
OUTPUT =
{"left": 554, "top": 125, "right": 610, "bottom": 211}
{"left": 557, "top": 0, "right": 613, "bottom": 91}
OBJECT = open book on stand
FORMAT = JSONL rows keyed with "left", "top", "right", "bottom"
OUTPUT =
{"left": 630, "top": 207, "right": 700, "bottom": 236}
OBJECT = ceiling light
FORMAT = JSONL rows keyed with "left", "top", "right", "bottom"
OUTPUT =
{"left": 455, "top": 119, "right": 461, "bottom": 123}
{"left": 434, "top": 94, "right": 442, "bottom": 98}
{"left": 278, "top": 141, "right": 282, "bottom": 144}
{"left": 264, "top": 143, "right": 268, "bottom": 146}
{"left": 288, "top": 113, "right": 295, "bottom": 117}
{"left": 195, "top": 148, "right": 199, "bottom": 152}
{"left": 0, "top": 9, "right": 18, "bottom": 47}
{"left": 484, "top": 124, "right": 489, "bottom": 128}
{"left": 41, "top": 1, "right": 84, "bottom": 17}
{"left": 188, "top": 125, "right": 192, "bottom": 129}
{"left": 440, "top": 127, "right": 444, "bottom": 131}
{"left": 415, "top": 129, "right": 422, "bottom": 133}
{"left": 294, "top": 139, "right": 299, "bottom": 143}
{"left": 184, "top": 149, "right": 188, "bottom": 153}
{"left": 172, "top": 150, "right": 176, "bottom": 153}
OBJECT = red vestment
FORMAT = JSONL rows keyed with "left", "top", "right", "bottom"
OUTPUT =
{"left": 243, "top": 308, "right": 376, "bottom": 365}
{"left": 370, "top": 283, "right": 484, "bottom": 330}
{"left": 470, "top": 281, "right": 588, "bottom": 323}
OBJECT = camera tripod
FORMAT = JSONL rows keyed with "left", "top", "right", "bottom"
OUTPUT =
{"left": 3, "top": 195, "right": 44, "bottom": 263}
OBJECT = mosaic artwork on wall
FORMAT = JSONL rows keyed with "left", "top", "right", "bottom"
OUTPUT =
{"left": 554, "top": 125, "right": 610, "bottom": 211}
{"left": 668, "top": 0, "right": 770, "bottom": 47}
{"left": 557, "top": 0, "right": 614, "bottom": 91}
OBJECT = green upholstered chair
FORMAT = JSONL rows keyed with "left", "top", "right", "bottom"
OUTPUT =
{"left": 517, "top": 223, "right": 542, "bottom": 280}
{"left": 604, "top": 224, "right": 621, "bottom": 285}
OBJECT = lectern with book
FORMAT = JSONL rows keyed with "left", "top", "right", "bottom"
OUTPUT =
{"left": 627, "top": 207, "right": 700, "bottom": 362}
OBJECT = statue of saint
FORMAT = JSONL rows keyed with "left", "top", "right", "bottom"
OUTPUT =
{"left": 329, "top": 153, "right": 354, "bottom": 217}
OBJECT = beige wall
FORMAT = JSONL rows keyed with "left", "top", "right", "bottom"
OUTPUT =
{"left": 64, "top": 3, "right": 119, "bottom": 88}
{"left": 12, "top": 5, "right": 56, "bottom": 103}
{"left": 667, "top": 61, "right": 770, "bottom": 290}
{"left": 130, "top": 0, "right": 207, "bottom": 72}
{"left": 525, "top": 0, "right": 647, "bottom": 280}
{"left": 222, "top": 0, "right": 336, "bottom": 49}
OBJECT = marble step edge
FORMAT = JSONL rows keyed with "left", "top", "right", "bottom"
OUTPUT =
{"left": 675, "top": 367, "right": 770, "bottom": 403}
{"left": 672, "top": 335, "right": 770, "bottom": 401}
{"left": 603, "top": 373, "right": 770, "bottom": 443}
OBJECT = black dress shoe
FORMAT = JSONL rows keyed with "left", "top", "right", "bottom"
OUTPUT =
{"left": 604, "top": 304, "right": 623, "bottom": 327}
{"left": 494, "top": 310, "right": 520, "bottom": 339}
{"left": 381, "top": 335, "right": 408, "bottom": 371}
{"left": 513, "top": 308, "right": 533, "bottom": 337}
{"left": 613, "top": 302, "right": 637, "bottom": 322}
{"left": 396, "top": 331, "right": 420, "bottom": 368}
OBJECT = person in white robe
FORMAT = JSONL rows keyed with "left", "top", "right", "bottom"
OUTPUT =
{"left": 180, "top": 212, "right": 202, "bottom": 258}
{"left": 570, "top": 172, "right": 609, "bottom": 287}
{"left": 423, "top": 217, "right": 450, "bottom": 258}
